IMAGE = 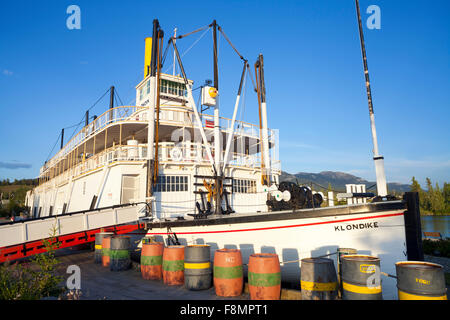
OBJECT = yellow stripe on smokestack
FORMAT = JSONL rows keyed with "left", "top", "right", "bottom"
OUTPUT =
{"left": 144, "top": 37, "right": 153, "bottom": 78}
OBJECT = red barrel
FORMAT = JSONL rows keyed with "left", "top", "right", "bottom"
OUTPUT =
{"left": 141, "top": 242, "right": 164, "bottom": 280}
{"left": 101, "top": 236, "right": 112, "bottom": 267}
{"left": 214, "top": 249, "right": 243, "bottom": 297}
{"left": 248, "top": 253, "right": 281, "bottom": 300}
{"left": 162, "top": 245, "right": 185, "bottom": 286}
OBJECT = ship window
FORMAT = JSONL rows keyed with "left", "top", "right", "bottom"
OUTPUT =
{"left": 161, "top": 80, "right": 168, "bottom": 93}
{"left": 146, "top": 80, "right": 151, "bottom": 94}
{"left": 160, "top": 80, "right": 187, "bottom": 97}
{"left": 233, "top": 179, "right": 256, "bottom": 194}
{"left": 155, "top": 175, "right": 188, "bottom": 192}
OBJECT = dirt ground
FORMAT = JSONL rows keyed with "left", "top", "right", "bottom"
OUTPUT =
{"left": 52, "top": 249, "right": 250, "bottom": 300}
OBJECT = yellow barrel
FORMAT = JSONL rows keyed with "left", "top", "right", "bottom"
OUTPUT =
{"left": 184, "top": 245, "right": 212, "bottom": 290}
{"left": 94, "top": 232, "right": 113, "bottom": 264}
{"left": 396, "top": 261, "right": 447, "bottom": 300}
{"left": 337, "top": 248, "right": 357, "bottom": 298}
{"left": 300, "top": 257, "right": 338, "bottom": 300}
{"left": 341, "top": 255, "right": 382, "bottom": 300}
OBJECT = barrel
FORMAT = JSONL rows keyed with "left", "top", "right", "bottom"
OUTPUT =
{"left": 162, "top": 245, "right": 185, "bottom": 286}
{"left": 248, "top": 253, "right": 281, "bottom": 300}
{"left": 142, "top": 236, "right": 156, "bottom": 244}
{"left": 214, "top": 249, "right": 243, "bottom": 297}
{"left": 110, "top": 236, "right": 131, "bottom": 271}
{"left": 341, "top": 255, "right": 382, "bottom": 300}
{"left": 101, "top": 235, "right": 113, "bottom": 267}
{"left": 300, "top": 257, "right": 338, "bottom": 300}
{"left": 337, "top": 248, "right": 357, "bottom": 298}
{"left": 141, "top": 242, "right": 164, "bottom": 280}
{"left": 184, "top": 245, "right": 212, "bottom": 290}
{"left": 395, "top": 261, "right": 447, "bottom": 300}
{"left": 94, "top": 232, "right": 113, "bottom": 264}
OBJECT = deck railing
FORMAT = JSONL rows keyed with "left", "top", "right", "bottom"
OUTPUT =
{"left": 40, "top": 105, "right": 278, "bottom": 179}
{"left": 37, "top": 140, "right": 281, "bottom": 191}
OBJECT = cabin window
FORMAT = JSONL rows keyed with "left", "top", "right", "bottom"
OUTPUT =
{"left": 146, "top": 80, "right": 151, "bottom": 94}
{"left": 233, "top": 179, "right": 256, "bottom": 194}
{"left": 161, "top": 79, "right": 168, "bottom": 93}
{"left": 160, "top": 79, "right": 187, "bottom": 97}
{"left": 155, "top": 175, "right": 188, "bottom": 192}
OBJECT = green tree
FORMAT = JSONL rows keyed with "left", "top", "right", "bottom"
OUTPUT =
{"left": 410, "top": 177, "right": 427, "bottom": 209}
{"left": 443, "top": 182, "right": 450, "bottom": 212}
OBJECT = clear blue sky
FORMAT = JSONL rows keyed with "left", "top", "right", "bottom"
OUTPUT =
{"left": 0, "top": 0, "right": 449, "bottom": 187}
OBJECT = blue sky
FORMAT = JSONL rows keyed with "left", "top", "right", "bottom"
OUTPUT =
{"left": 0, "top": 0, "right": 449, "bottom": 187}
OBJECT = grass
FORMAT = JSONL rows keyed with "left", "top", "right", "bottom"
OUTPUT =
{"left": 422, "top": 239, "right": 450, "bottom": 258}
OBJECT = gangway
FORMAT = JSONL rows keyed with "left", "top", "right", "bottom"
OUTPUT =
{"left": 0, "top": 203, "right": 149, "bottom": 263}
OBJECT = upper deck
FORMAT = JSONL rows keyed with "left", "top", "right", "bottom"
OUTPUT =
{"left": 37, "top": 71, "right": 279, "bottom": 188}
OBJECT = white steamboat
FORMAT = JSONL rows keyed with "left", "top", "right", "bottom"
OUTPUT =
{"left": 14, "top": 17, "right": 424, "bottom": 300}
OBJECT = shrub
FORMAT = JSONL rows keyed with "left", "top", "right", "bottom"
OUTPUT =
{"left": 0, "top": 224, "right": 64, "bottom": 300}
{"left": 422, "top": 239, "right": 450, "bottom": 258}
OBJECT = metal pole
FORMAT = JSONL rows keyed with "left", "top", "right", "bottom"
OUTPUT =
{"left": 222, "top": 61, "right": 247, "bottom": 173}
{"left": 109, "top": 86, "right": 115, "bottom": 123}
{"left": 355, "top": 0, "right": 387, "bottom": 197}
{"left": 212, "top": 19, "right": 222, "bottom": 214}
{"left": 173, "top": 28, "right": 177, "bottom": 76}
{"left": 60, "top": 128, "right": 64, "bottom": 150}
{"left": 147, "top": 19, "right": 160, "bottom": 199}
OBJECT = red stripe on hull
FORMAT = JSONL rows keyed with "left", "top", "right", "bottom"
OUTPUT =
{"left": 146, "top": 212, "right": 405, "bottom": 235}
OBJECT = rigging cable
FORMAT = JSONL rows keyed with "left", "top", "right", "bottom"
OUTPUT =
{"left": 163, "top": 27, "right": 211, "bottom": 74}
{"left": 217, "top": 25, "right": 245, "bottom": 61}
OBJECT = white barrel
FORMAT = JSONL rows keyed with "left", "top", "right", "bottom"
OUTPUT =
{"left": 127, "top": 139, "right": 139, "bottom": 158}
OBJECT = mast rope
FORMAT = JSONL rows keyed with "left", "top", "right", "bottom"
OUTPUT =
{"left": 163, "top": 27, "right": 211, "bottom": 74}
{"left": 217, "top": 25, "right": 245, "bottom": 61}
{"left": 45, "top": 131, "right": 62, "bottom": 162}
{"left": 176, "top": 24, "right": 210, "bottom": 40}
{"left": 45, "top": 87, "right": 111, "bottom": 162}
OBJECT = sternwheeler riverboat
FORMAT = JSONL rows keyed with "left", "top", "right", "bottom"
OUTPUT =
{"left": 13, "top": 9, "right": 424, "bottom": 300}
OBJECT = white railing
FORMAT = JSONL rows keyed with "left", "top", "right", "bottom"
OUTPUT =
{"left": 40, "top": 105, "right": 279, "bottom": 183}
{"left": 0, "top": 205, "right": 145, "bottom": 248}
{"left": 41, "top": 106, "right": 148, "bottom": 175}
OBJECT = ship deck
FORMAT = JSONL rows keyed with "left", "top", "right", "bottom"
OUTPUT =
{"left": 144, "top": 200, "right": 406, "bottom": 230}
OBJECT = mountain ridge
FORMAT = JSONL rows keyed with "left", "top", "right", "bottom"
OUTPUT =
{"left": 280, "top": 170, "right": 411, "bottom": 193}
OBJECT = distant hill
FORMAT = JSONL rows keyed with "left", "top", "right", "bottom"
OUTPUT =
{"left": 280, "top": 171, "right": 411, "bottom": 193}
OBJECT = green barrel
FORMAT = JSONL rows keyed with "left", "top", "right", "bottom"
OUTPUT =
{"left": 396, "top": 261, "right": 447, "bottom": 300}
{"left": 110, "top": 236, "right": 131, "bottom": 271}
{"left": 184, "top": 245, "right": 212, "bottom": 290}
{"left": 337, "top": 248, "right": 357, "bottom": 298}
{"left": 301, "top": 258, "right": 338, "bottom": 300}
{"left": 94, "top": 232, "right": 113, "bottom": 264}
{"left": 341, "top": 255, "right": 382, "bottom": 300}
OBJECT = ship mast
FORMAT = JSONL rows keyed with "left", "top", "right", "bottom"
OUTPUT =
{"left": 255, "top": 54, "right": 271, "bottom": 186}
{"left": 212, "top": 20, "right": 223, "bottom": 215}
{"left": 172, "top": 28, "right": 177, "bottom": 76}
{"left": 355, "top": 0, "right": 387, "bottom": 197}
{"left": 146, "top": 19, "right": 163, "bottom": 200}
